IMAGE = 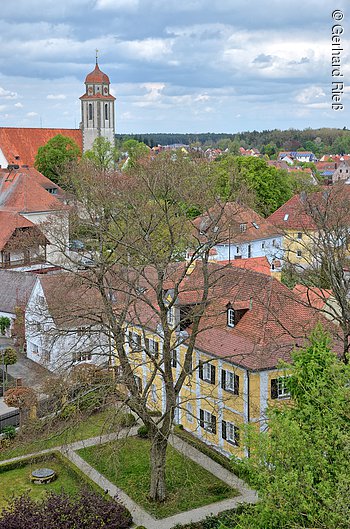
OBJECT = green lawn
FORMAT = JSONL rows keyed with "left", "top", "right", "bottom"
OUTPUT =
{"left": 0, "top": 455, "right": 83, "bottom": 509}
{"left": 0, "top": 407, "right": 121, "bottom": 462}
{"left": 79, "top": 437, "right": 238, "bottom": 518}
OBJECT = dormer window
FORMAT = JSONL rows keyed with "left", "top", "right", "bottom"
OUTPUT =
{"left": 239, "top": 223, "right": 247, "bottom": 233}
{"left": 227, "top": 307, "right": 235, "bottom": 327}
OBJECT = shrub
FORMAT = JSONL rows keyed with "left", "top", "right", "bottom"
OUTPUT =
{"left": 0, "top": 489, "right": 132, "bottom": 529}
{"left": 137, "top": 425, "right": 150, "bottom": 438}
{"left": 60, "top": 403, "right": 77, "bottom": 420}
{"left": 78, "top": 390, "right": 105, "bottom": 412}
{"left": 117, "top": 413, "right": 136, "bottom": 427}
{"left": 1, "top": 426, "right": 16, "bottom": 439}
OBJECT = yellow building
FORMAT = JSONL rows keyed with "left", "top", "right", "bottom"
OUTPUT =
{"left": 120, "top": 264, "right": 332, "bottom": 459}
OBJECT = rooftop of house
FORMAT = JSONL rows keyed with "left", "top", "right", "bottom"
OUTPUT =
{"left": 193, "top": 202, "right": 280, "bottom": 244}
{"left": 293, "top": 284, "right": 332, "bottom": 311}
{"left": 215, "top": 256, "right": 272, "bottom": 276}
{"left": 0, "top": 269, "right": 36, "bottom": 313}
{"left": 0, "top": 127, "right": 82, "bottom": 167}
{"left": 0, "top": 168, "right": 65, "bottom": 213}
{"left": 0, "top": 210, "right": 37, "bottom": 251}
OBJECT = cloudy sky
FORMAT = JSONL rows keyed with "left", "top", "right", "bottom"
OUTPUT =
{"left": 0, "top": 0, "right": 349, "bottom": 134}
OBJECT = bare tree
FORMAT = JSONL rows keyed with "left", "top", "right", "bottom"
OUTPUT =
{"left": 278, "top": 183, "right": 350, "bottom": 363}
{"left": 33, "top": 152, "right": 236, "bottom": 501}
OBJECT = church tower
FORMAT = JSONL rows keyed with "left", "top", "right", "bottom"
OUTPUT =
{"left": 80, "top": 55, "right": 116, "bottom": 153}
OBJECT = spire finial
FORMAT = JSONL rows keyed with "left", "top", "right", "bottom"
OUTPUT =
{"left": 95, "top": 49, "right": 99, "bottom": 65}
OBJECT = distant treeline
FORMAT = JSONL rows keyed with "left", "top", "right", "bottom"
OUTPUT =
{"left": 116, "top": 128, "right": 350, "bottom": 155}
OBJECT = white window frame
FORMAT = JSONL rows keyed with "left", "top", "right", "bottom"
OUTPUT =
{"left": 226, "top": 421, "right": 239, "bottom": 445}
{"left": 227, "top": 308, "right": 235, "bottom": 328}
{"left": 277, "top": 376, "right": 291, "bottom": 399}
{"left": 226, "top": 371, "right": 236, "bottom": 392}
{"left": 167, "top": 307, "right": 174, "bottom": 326}
{"left": 202, "top": 410, "right": 215, "bottom": 432}
{"left": 202, "top": 362, "right": 212, "bottom": 382}
{"left": 151, "top": 384, "right": 157, "bottom": 402}
{"left": 186, "top": 402, "right": 193, "bottom": 423}
{"left": 297, "top": 250, "right": 302, "bottom": 258}
{"left": 72, "top": 351, "right": 92, "bottom": 363}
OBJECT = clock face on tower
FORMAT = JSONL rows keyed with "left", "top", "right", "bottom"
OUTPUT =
{"left": 88, "top": 87, "right": 93, "bottom": 95}
{"left": 104, "top": 86, "right": 108, "bottom": 95}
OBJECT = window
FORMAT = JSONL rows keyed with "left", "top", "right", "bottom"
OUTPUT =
{"left": 199, "top": 409, "right": 216, "bottom": 434}
{"left": 261, "top": 241, "right": 265, "bottom": 249}
{"left": 167, "top": 307, "right": 174, "bottom": 326}
{"left": 128, "top": 331, "right": 141, "bottom": 351}
{"left": 221, "top": 370, "right": 239, "bottom": 395}
{"left": 239, "top": 223, "right": 247, "bottom": 233}
{"left": 171, "top": 349, "right": 177, "bottom": 368}
{"left": 283, "top": 213, "right": 289, "bottom": 221}
{"left": 297, "top": 250, "right": 302, "bottom": 257}
{"left": 151, "top": 384, "right": 157, "bottom": 402}
{"left": 186, "top": 402, "right": 193, "bottom": 423}
{"left": 227, "top": 307, "right": 235, "bottom": 327}
{"left": 145, "top": 337, "right": 159, "bottom": 357}
{"left": 105, "top": 103, "right": 108, "bottom": 120}
{"left": 199, "top": 361, "right": 216, "bottom": 384}
{"left": 72, "top": 351, "right": 92, "bottom": 363}
{"left": 272, "top": 239, "right": 276, "bottom": 247}
{"left": 88, "top": 103, "right": 93, "bottom": 120}
{"left": 134, "top": 375, "right": 142, "bottom": 392}
{"left": 297, "top": 232, "right": 303, "bottom": 239}
{"left": 38, "top": 295, "right": 45, "bottom": 305}
{"left": 32, "top": 343, "right": 39, "bottom": 355}
{"left": 222, "top": 420, "right": 240, "bottom": 446}
{"left": 271, "top": 377, "right": 291, "bottom": 399}
{"left": 248, "top": 244, "right": 251, "bottom": 258}
{"left": 236, "top": 246, "right": 240, "bottom": 254}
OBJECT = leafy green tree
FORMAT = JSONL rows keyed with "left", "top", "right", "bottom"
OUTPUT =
{"left": 83, "top": 137, "right": 120, "bottom": 171}
{"left": 35, "top": 134, "right": 81, "bottom": 184}
{"left": 213, "top": 155, "right": 294, "bottom": 216}
{"left": 0, "top": 316, "right": 11, "bottom": 336}
{"left": 231, "top": 328, "right": 350, "bottom": 529}
{"left": 121, "top": 139, "right": 149, "bottom": 169}
{"left": 3, "top": 347, "right": 17, "bottom": 381}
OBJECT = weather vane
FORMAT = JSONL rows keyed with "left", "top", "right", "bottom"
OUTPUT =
{"left": 95, "top": 49, "right": 99, "bottom": 65}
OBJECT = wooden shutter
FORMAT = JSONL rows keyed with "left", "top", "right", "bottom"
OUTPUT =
{"left": 128, "top": 331, "right": 133, "bottom": 348}
{"left": 210, "top": 364, "right": 216, "bottom": 385}
{"left": 234, "top": 426, "right": 240, "bottom": 446}
{"left": 154, "top": 341, "right": 159, "bottom": 355}
{"left": 234, "top": 374, "right": 240, "bottom": 395}
{"left": 199, "top": 409, "right": 204, "bottom": 428}
{"left": 199, "top": 361, "right": 203, "bottom": 380}
{"left": 211, "top": 414, "right": 217, "bottom": 435}
{"left": 222, "top": 420, "right": 227, "bottom": 440}
{"left": 136, "top": 334, "right": 141, "bottom": 348}
{"left": 145, "top": 337, "right": 150, "bottom": 352}
{"left": 271, "top": 378, "right": 278, "bottom": 399}
{"left": 221, "top": 369, "right": 226, "bottom": 390}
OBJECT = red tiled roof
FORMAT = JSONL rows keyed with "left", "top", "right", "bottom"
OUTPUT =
{"left": 216, "top": 256, "right": 271, "bottom": 276}
{"left": 85, "top": 63, "right": 110, "bottom": 84}
{"left": 293, "top": 284, "right": 332, "bottom": 310}
{"left": 80, "top": 93, "right": 116, "bottom": 101}
{"left": 0, "top": 169, "right": 64, "bottom": 213}
{"left": 0, "top": 210, "right": 35, "bottom": 250}
{"left": 193, "top": 202, "right": 279, "bottom": 244}
{"left": 267, "top": 194, "right": 316, "bottom": 230}
{"left": 0, "top": 127, "right": 82, "bottom": 167}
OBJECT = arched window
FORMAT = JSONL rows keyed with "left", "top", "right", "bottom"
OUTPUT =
{"left": 105, "top": 103, "right": 108, "bottom": 120}
{"left": 88, "top": 103, "right": 92, "bottom": 121}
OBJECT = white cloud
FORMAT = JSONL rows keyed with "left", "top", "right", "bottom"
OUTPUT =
{"left": 296, "top": 86, "right": 326, "bottom": 104}
{"left": 47, "top": 94, "right": 66, "bottom": 100}
{"left": 0, "top": 87, "right": 18, "bottom": 99}
{"left": 14, "top": 102, "right": 23, "bottom": 108}
{"left": 26, "top": 111, "right": 38, "bottom": 117}
{"left": 0, "top": 105, "right": 7, "bottom": 111}
{"left": 117, "top": 38, "right": 173, "bottom": 62}
{"left": 95, "top": 0, "right": 139, "bottom": 11}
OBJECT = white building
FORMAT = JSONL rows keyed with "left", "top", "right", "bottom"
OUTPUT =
{"left": 25, "top": 273, "right": 110, "bottom": 372}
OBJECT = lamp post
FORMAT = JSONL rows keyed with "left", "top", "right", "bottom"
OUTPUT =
{"left": 1, "top": 348, "right": 5, "bottom": 397}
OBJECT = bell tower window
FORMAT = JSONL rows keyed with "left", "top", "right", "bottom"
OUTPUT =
{"left": 88, "top": 103, "right": 93, "bottom": 121}
{"left": 105, "top": 104, "right": 108, "bottom": 120}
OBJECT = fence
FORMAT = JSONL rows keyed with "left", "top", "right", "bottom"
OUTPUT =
{"left": 0, "top": 409, "right": 20, "bottom": 431}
